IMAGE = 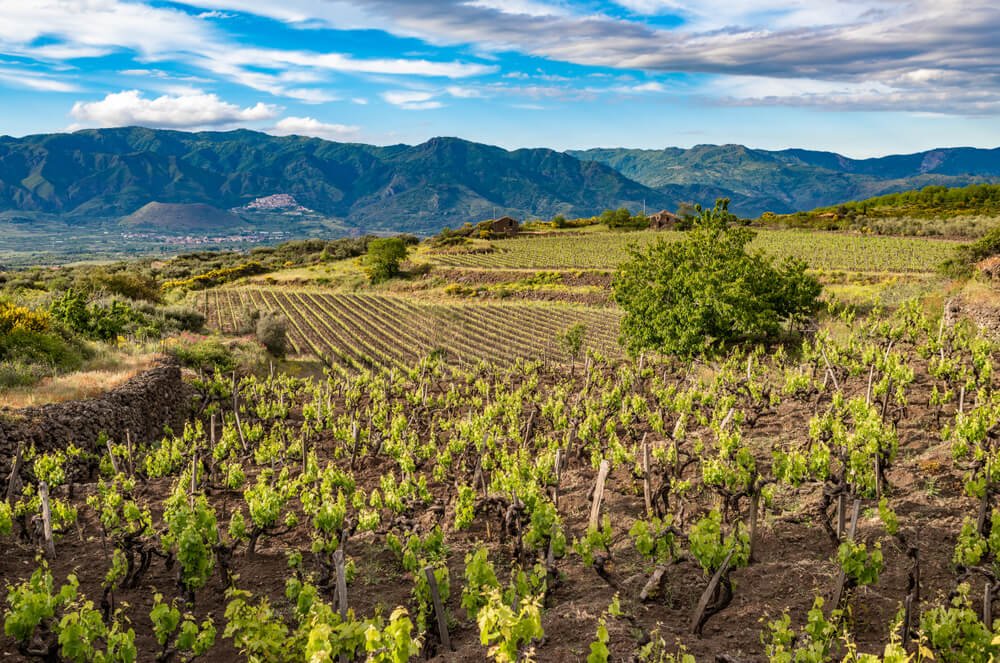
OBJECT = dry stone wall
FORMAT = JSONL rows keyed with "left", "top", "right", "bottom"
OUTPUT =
{"left": 0, "top": 360, "right": 193, "bottom": 475}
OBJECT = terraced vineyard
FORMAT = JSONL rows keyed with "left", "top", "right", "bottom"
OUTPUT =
{"left": 429, "top": 228, "right": 962, "bottom": 272}
{"left": 198, "top": 287, "right": 622, "bottom": 370}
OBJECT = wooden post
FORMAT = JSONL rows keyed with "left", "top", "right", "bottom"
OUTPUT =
{"left": 125, "top": 430, "right": 134, "bottom": 476}
{"left": 38, "top": 481, "right": 55, "bottom": 558}
{"left": 748, "top": 492, "right": 759, "bottom": 563}
{"left": 424, "top": 566, "right": 453, "bottom": 651}
{"left": 190, "top": 456, "right": 198, "bottom": 503}
{"left": 106, "top": 438, "right": 121, "bottom": 476}
{"left": 553, "top": 449, "right": 562, "bottom": 509}
{"left": 335, "top": 549, "right": 349, "bottom": 663}
{"left": 901, "top": 594, "right": 913, "bottom": 649}
{"left": 837, "top": 493, "right": 847, "bottom": 538}
{"left": 6, "top": 443, "right": 25, "bottom": 504}
{"left": 985, "top": 583, "right": 993, "bottom": 627}
{"left": 210, "top": 414, "right": 216, "bottom": 446}
{"left": 641, "top": 435, "right": 652, "bottom": 516}
{"left": 830, "top": 499, "right": 861, "bottom": 613}
{"left": 589, "top": 460, "right": 611, "bottom": 530}
{"left": 691, "top": 548, "right": 734, "bottom": 634}
{"left": 233, "top": 373, "right": 247, "bottom": 452}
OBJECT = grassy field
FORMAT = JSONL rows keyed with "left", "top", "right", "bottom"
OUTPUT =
{"left": 425, "top": 228, "right": 962, "bottom": 273}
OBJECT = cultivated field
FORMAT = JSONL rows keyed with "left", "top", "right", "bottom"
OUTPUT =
{"left": 427, "top": 228, "right": 962, "bottom": 273}
{"left": 197, "top": 288, "right": 622, "bottom": 371}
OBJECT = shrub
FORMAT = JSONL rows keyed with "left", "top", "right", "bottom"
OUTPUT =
{"left": 612, "top": 199, "right": 821, "bottom": 357}
{"left": 255, "top": 313, "right": 288, "bottom": 358}
{"left": 365, "top": 237, "right": 409, "bottom": 284}
{"left": 166, "top": 335, "right": 237, "bottom": 373}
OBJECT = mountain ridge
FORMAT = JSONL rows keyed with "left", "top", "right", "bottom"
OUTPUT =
{"left": 2, "top": 128, "right": 1000, "bottom": 233}
{"left": 568, "top": 144, "right": 1000, "bottom": 215}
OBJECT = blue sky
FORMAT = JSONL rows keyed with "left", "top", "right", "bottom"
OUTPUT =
{"left": 2, "top": 0, "right": 1000, "bottom": 157}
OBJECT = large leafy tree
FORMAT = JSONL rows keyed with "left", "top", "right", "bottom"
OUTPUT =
{"left": 612, "top": 199, "right": 821, "bottom": 357}
{"left": 364, "top": 237, "right": 409, "bottom": 284}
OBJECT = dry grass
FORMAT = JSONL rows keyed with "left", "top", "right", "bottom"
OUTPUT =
{"left": 0, "top": 351, "right": 162, "bottom": 409}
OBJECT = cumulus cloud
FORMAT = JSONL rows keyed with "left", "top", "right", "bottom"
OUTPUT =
{"left": 70, "top": 90, "right": 280, "bottom": 129}
{"left": 270, "top": 116, "right": 361, "bottom": 140}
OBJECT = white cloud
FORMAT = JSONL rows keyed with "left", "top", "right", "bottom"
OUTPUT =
{"left": 70, "top": 90, "right": 280, "bottom": 129}
{"left": 270, "top": 116, "right": 360, "bottom": 140}
{"left": 0, "top": 68, "right": 79, "bottom": 92}
{"left": 382, "top": 90, "right": 444, "bottom": 110}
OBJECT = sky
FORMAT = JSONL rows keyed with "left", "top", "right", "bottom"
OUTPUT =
{"left": 1, "top": 0, "right": 1000, "bottom": 157}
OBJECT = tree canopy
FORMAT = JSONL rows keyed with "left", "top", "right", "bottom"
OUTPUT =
{"left": 612, "top": 199, "right": 821, "bottom": 357}
{"left": 364, "top": 237, "right": 409, "bottom": 284}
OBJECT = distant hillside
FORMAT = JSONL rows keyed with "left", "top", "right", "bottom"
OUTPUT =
{"left": 568, "top": 145, "right": 1000, "bottom": 216}
{"left": 120, "top": 202, "right": 248, "bottom": 232}
{"left": 793, "top": 183, "right": 1000, "bottom": 220}
{"left": 0, "top": 128, "right": 670, "bottom": 235}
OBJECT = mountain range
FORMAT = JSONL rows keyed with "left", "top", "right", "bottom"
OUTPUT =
{"left": 2, "top": 127, "right": 1000, "bottom": 237}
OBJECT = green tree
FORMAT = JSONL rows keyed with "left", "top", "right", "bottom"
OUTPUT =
{"left": 557, "top": 323, "right": 587, "bottom": 374}
{"left": 612, "top": 199, "right": 821, "bottom": 357}
{"left": 364, "top": 238, "right": 408, "bottom": 284}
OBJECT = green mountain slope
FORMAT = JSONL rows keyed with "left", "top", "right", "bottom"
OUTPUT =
{"left": 568, "top": 144, "right": 1000, "bottom": 216}
{"left": 0, "top": 128, "right": 671, "bottom": 234}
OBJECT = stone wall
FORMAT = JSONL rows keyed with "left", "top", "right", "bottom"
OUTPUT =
{"left": 0, "top": 360, "right": 193, "bottom": 475}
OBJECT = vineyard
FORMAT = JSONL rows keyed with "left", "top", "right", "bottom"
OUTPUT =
{"left": 427, "top": 229, "right": 962, "bottom": 273}
{"left": 195, "top": 288, "right": 623, "bottom": 371}
{"left": 2, "top": 299, "right": 1000, "bottom": 662}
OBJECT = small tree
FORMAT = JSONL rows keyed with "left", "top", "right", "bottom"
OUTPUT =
{"left": 255, "top": 312, "right": 288, "bottom": 358}
{"left": 612, "top": 199, "right": 821, "bottom": 358}
{"left": 557, "top": 323, "right": 587, "bottom": 375}
{"left": 365, "top": 237, "right": 408, "bottom": 284}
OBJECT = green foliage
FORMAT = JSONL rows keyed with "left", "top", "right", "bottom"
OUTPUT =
{"left": 601, "top": 207, "right": 647, "bottom": 229}
{"left": 688, "top": 509, "right": 749, "bottom": 574}
{"left": 574, "top": 515, "right": 612, "bottom": 566}
{"left": 476, "top": 588, "right": 544, "bottom": 663}
{"left": 557, "top": 323, "right": 587, "bottom": 363}
{"left": 50, "top": 290, "right": 152, "bottom": 341}
{"left": 629, "top": 516, "right": 678, "bottom": 564}
{"left": 255, "top": 312, "right": 288, "bottom": 358}
{"left": 161, "top": 485, "right": 219, "bottom": 594}
{"left": 4, "top": 563, "right": 78, "bottom": 643}
{"left": 462, "top": 546, "right": 500, "bottom": 620}
{"left": 161, "top": 261, "right": 268, "bottom": 291}
{"left": 613, "top": 199, "right": 821, "bottom": 357}
{"left": 150, "top": 592, "right": 216, "bottom": 661}
{"left": 365, "top": 238, "right": 409, "bottom": 284}
{"left": 920, "top": 583, "right": 1000, "bottom": 662}
{"left": 836, "top": 539, "right": 883, "bottom": 586}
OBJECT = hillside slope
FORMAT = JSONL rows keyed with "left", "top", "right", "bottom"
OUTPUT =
{"left": 0, "top": 128, "right": 670, "bottom": 234}
{"left": 568, "top": 145, "right": 1000, "bottom": 216}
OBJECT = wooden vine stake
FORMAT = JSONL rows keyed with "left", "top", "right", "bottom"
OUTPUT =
{"left": 6, "top": 443, "right": 24, "bottom": 504}
{"left": 837, "top": 493, "right": 847, "bottom": 538}
{"left": 423, "top": 566, "right": 453, "bottom": 651}
{"left": 38, "top": 480, "right": 56, "bottom": 558}
{"left": 334, "top": 549, "right": 349, "bottom": 663}
{"left": 641, "top": 435, "right": 652, "bottom": 516}
{"left": 690, "top": 548, "right": 735, "bottom": 634}
{"left": 589, "top": 460, "right": 611, "bottom": 530}
{"left": 103, "top": 439, "right": 121, "bottom": 479}
{"left": 232, "top": 372, "right": 247, "bottom": 452}
{"left": 830, "top": 499, "right": 861, "bottom": 614}
{"left": 748, "top": 492, "right": 760, "bottom": 562}
{"left": 985, "top": 582, "right": 994, "bottom": 628}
